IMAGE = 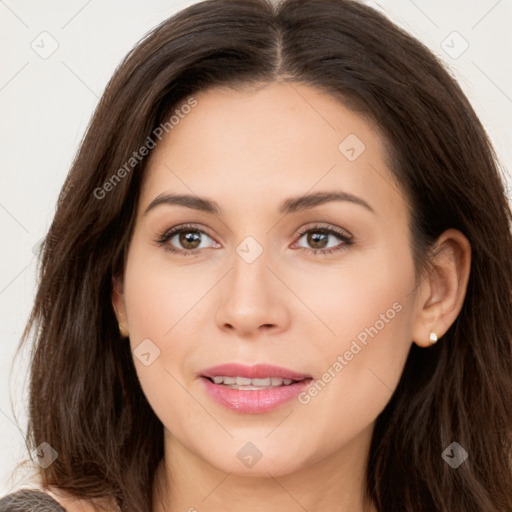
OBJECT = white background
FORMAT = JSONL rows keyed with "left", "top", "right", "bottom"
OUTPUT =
{"left": 1, "top": 0, "right": 511, "bottom": 496}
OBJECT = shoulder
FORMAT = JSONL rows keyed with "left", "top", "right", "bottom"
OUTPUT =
{"left": 0, "top": 488, "right": 67, "bottom": 511}
{"left": 0, "top": 486, "right": 113, "bottom": 512}
{"left": 45, "top": 487, "right": 100, "bottom": 512}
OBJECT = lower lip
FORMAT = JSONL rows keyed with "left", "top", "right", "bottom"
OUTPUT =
{"left": 200, "top": 377, "right": 313, "bottom": 413}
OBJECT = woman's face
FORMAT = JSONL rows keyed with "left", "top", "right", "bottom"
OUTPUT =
{"left": 113, "top": 81, "right": 423, "bottom": 477}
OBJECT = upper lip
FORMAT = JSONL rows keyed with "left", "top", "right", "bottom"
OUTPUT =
{"left": 200, "top": 363, "right": 312, "bottom": 381}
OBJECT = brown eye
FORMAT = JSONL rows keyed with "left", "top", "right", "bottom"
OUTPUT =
{"left": 305, "top": 231, "right": 329, "bottom": 249}
{"left": 156, "top": 224, "right": 219, "bottom": 256}
{"left": 178, "top": 230, "right": 202, "bottom": 250}
{"left": 294, "top": 225, "right": 353, "bottom": 256}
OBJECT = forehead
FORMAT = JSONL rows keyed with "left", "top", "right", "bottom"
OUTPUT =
{"left": 139, "top": 81, "right": 405, "bottom": 220}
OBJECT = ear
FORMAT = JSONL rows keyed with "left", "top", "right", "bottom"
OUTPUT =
{"left": 111, "top": 273, "right": 128, "bottom": 331}
{"left": 412, "top": 229, "right": 471, "bottom": 347}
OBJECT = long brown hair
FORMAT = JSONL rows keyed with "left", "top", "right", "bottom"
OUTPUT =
{"left": 13, "top": 0, "right": 512, "bottom": 510}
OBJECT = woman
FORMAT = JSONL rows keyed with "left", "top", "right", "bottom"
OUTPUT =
{"left": 1, "top": 0, "right": 511, "bottom": 511}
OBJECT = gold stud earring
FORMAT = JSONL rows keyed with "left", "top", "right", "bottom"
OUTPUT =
{"left": 119, "top": 323, "right": 129, "bottom": 338}
{"left": 429, "top": 331, "right": 438, "bottom": 344}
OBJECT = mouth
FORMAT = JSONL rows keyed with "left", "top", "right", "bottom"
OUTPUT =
{"left": 202, "top": 375, "right": 311, "bottom": 390}
{"left": 201, "top": 362, "right": 311, "bottom": 378}
{"left": 199, "top": 363, "right": 314, "bottom": 413}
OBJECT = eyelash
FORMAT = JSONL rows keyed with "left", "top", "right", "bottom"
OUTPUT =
{"left": 155, "top": 223, "right": 354, "bottom": 257}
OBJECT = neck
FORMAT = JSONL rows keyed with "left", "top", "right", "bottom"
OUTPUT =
{"left": 152, "top": 425, "right": 377, "bottom": 512}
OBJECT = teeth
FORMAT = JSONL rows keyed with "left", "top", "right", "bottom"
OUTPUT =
{"left": 209, "top": 376, "right": 298, "bottom": 387}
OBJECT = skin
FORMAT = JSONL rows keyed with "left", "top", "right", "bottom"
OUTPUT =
{"left": 107, "top": 81, "right": 470, "bottom": 512}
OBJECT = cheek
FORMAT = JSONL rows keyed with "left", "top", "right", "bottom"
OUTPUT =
{"left": 123, "top": 241, "right": 213, "bottom": 339}
{"left": 121, "top": 242, "right": 216, "bottom": 427}
{"left": 291, "top": 248, "right": 415, "bottom": 428}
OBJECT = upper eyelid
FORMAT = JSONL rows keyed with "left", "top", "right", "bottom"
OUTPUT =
{"left": 164, "top": 223, "right": 216, "bottom": 240}
{"left": 295, "top": 223, "right": 352, "bottom": 238}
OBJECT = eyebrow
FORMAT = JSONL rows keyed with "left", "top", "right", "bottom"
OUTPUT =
{"left": 143, "top": 190, "right": 375, "bottom": 216}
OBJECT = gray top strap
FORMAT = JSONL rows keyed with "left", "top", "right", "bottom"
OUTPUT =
{"left": 0, "top": 489, "right": 66, "bottom": 511}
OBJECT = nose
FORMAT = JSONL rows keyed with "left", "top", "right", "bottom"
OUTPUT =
{"left": 214, "top": 247, "right": 291, "bottom": 337}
